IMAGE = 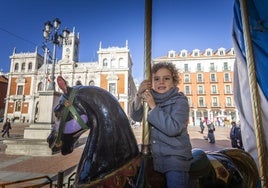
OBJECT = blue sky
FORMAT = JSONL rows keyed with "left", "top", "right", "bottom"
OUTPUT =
{"left": 0, "top": 0, "right": 235, "bottom": 83}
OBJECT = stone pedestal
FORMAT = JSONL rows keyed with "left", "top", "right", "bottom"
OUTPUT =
{"left": 4, "top": 91, "right": 61, "bottom": 156}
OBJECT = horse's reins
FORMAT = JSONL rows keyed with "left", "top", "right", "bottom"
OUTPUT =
{"left": 55, "top": 88, "right": 88, "bottom": 146}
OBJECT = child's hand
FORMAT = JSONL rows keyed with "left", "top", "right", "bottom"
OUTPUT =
{"left": 137, "top": 80, "right": 151, "bottom": 98}
{"left": 142, "top": 90, "right": 156, "bottom": 109}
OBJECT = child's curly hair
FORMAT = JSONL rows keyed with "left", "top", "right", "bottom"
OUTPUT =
{"left": 151, "top": 62, "right": 180, "bottom": 85}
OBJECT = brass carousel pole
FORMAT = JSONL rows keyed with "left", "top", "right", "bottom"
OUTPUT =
{"left": 239, "top": 0, "right": 268, "bottom": 187}
{"left": 141, "top": 0, "right": 152, "bottom": 156}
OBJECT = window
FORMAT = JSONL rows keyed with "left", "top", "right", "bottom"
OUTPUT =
{"left": 197, "top": 74, "right": 203, "bottom": 82}
{"left": 185, "top": 85, "right": 190, "bottom": 94}
{"left": 198, "top": 97, "right": 205, "bottom": 107}
{"left": 28, "top": 62, "right": 32, "bottom": 71}
{"left": 184, "top": 74, "right": 190, "bottom": 82}
{"left": 184, "top": 64, "right": 189, "bottom": 72}
{"left": 17, "top": 85, "right": 24, "bottom": 95}
{"left": 224, "top": 73, "right": 230, "bottom": 82}
{"left": 15, "top": 101, "right": 21, "bottom": 112}
{"left": 211, "top": 85, "right": 217, "bottom": 94}
{"left": 103, "top": 59, "right": 108, "bottom": 67}
{"left": 197, "top": 63, "right": 201, "bottom": 71}
{"left": 210, "top": 73, "right": 216, "bottom": 82}
{"left": 210, "top": 63, "right": 215, "bottom": 71}
{"left": 225, "top": 85, "right": 231, "bottom": 94}
{"left": 14, "top": 63, "right": 19, "bottom": 72}
{"left": 226, "top": 97, "right": 232, "bottom": 107}
{"left": 168, "top": 51, "right": 175, "bottom": 58}
{"left": 37, "top": 82, "right": 43, "bottom": 91}
{"left": 193, "top": 49, "right": 199, "bottom": 57}
{"left": 22, "top": 62, "right": 26, "bottom": 71}
{"left": 111, "top": 58, "right": 117, "bottom": 68}
{"left": 198, "top": 85, "right": 204, "bottom": 94}
{"left": 180, "top": 50, "right": 188, "bottom": 57}
{"left": 109, "top": 83, "right": 116, "bottom": 94}
{"left": 223, "top": 62, "right": 229, "bottom": 71}
{"left": 187, "top": 97, "right": 192, "bottom": 106}
{"left": 119, "top": 58, "right": 124, "bottom": 67}
{"left": 212, "top": 97, "right": 218, "bottom": 107}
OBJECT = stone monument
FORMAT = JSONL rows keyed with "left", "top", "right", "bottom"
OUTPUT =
{"left": 4, "top": 91, "right": 61, "bottom": 156}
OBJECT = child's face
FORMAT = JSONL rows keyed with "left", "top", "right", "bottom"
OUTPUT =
{"left": 152, "top": 68, "right": 174, "bottom": 94}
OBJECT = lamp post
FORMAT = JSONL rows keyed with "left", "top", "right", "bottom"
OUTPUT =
{"left": 43, "top": 18, "right": 69, "bottom": 91}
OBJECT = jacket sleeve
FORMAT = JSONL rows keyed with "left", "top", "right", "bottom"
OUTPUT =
{"left": 130, "top": 96, "right": 144, "bottom": 122}
{"left": 147, "top": 97, "right": 189, "bottom": 136}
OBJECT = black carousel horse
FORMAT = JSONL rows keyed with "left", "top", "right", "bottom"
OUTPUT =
{"left": 47, "top": 76, "right": 259, "bottom": 188}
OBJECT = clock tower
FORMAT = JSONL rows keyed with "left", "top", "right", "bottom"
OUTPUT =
{"left": 62, "top": 28, "right": 80, "bottom": 62}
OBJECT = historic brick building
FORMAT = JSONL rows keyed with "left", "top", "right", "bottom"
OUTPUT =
{"left": 153, "top": 47, "right": 237, "bottom": 126}
{"left": 3, "top": 31, "right": 137, "bottom": 123}
{"left": 0, "top": 74, "right": 8, "bottom": 118}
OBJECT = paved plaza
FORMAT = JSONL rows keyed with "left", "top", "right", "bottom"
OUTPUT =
{"left": 0, "top": 124, "right": 232, "bottom": 187}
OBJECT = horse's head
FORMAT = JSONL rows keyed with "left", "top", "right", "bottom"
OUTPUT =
{"left": 47, "top": 76, "right": 139, "bottom": 185}
{"left": 47, "top": 76, "right": 90, "bottom": 155}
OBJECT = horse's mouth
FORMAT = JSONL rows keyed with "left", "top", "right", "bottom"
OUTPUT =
{"left": 47, "top": 129, "right": 88, "bottom": 155}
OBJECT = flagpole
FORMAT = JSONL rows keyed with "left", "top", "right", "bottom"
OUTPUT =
{"left": 141, "top": 0, "right": 152, "bottom": 156}
{"left": 239, "top": 0, "right": 268, "bottom": 187}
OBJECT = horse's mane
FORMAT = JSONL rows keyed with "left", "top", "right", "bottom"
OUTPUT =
{"left": 67, "top": 86, "right": 139, "bottom": 185}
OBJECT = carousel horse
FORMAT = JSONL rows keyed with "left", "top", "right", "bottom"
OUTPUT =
{"left": 47, "top": 76, "right": 260, "bottom": 188}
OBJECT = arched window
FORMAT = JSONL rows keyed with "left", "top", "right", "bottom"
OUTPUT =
{"left": 103, "top": 58, "right": 108, "bottom": 67}
{"left": 14, "top": 63, "right": 19, "bottom": 72}
{"left": 22, "top": 62, "right": 26, "bottom": 71}
{"left": 111, "top": 58, "right": 117, "bottom": 67}
{"left": 28, "top": 62, "right": 32, "bottom": 71}
{"left": 37, "top": 82, "right": 43, "bottom": 91}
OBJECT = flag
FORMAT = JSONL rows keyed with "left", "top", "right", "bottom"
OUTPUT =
{"left": 232, "top": 0, "right": 268, "bottom": 170}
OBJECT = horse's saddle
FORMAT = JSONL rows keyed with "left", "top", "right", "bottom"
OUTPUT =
{"left": 189, "top": 148, "right": 212, "bottom": 178}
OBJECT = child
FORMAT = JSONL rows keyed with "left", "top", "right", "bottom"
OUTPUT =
{"left": 131, "top": 62, "right": 192, "bottom": 188}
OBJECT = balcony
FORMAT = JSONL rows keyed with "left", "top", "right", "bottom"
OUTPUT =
{"left": 198, "top": 103, "right": 207, "bottom": 108}
{"left": 211, "top": 90, "right": 219, "bottom": 95}
{"left": 225, "top": 103, "right": 233, "bottom": 107}
{"left": 196, "top": 79, "right": 204, "bottom": 83}
{"left": 197, "top": 90, "right": 206, "bottom": 95}
{"left": 10, "top": 95, "right": 25, "bottom": 101}
{"left": 212, "top": 103, "right": 220, "bottom": 107}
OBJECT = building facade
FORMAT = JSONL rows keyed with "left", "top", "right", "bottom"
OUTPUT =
{"left": 4, "top": 31, "right": 137, "bottom": 123}
{"left": 153, "top": 47, "right": 237, "bottom": 126}
{"left": 0, "top": 74, "right": 8, "bottom": 118}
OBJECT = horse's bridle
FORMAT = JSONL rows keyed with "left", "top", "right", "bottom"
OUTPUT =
{"left": 55, "top": 88, "right": 88, "bottom": 146}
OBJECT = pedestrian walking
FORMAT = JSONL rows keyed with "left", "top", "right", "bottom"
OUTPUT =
{"left": 2, "top": 118, "right": 12, "bottom": 138}
{"left": 199, "top": 118, "right": 205, "bottom": 134}
{"left": 230, "top": 121, "right": 244, "bottom": 149}
{"left": 207, "top": 120, "right": 215, "bottom": 143}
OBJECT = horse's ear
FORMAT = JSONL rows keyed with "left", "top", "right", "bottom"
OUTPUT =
{"left": 57, "top": 76, "right": 68, "bottom": 94}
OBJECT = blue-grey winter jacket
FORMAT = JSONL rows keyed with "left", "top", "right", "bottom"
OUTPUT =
{"left": 130, "top": 87, "right": 193, "bottom": 173}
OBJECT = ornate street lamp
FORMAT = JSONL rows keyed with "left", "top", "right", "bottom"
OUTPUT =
{"left": 43, "top": 18, "right": 69, "bottom": 90}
